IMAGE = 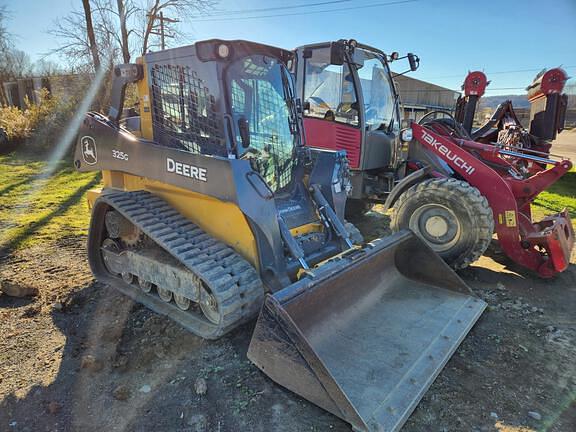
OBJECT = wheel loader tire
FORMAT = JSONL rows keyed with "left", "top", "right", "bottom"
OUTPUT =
{"left": 345, "top": 199, "right": 373, "bottom": 220}
{"left": 390, "top": 178, "right": 494, "bottom": 269}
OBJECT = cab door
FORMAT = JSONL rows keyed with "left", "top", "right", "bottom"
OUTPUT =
{"left": 297, "top": 46, "right": 363, "bottom": 169}
{"left": 354, "top": 51, "right": 401, "bottom": 170}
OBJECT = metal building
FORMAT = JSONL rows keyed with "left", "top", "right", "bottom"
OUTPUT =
{"left": 394, "top": 75, "right": 459, "bottom": 123}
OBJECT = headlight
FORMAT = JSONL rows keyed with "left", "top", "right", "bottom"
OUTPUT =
{"left": 216, "top": 43, "right": 230, "bottom": 59}
{"left": 401, "top": 128, "right": 413, "bottom": 142}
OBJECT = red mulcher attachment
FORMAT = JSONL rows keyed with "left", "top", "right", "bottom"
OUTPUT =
{"left": 456, "top": 68, "right": 569, "bottom": 164}
{"left": 526, "top": 68, "right": 569, "bottom": 142}
{"left": 411, "top": 122, "right": 574, "bottom": 278}
{"left": 454, "top": 71, "right": 489, "bottom": 133}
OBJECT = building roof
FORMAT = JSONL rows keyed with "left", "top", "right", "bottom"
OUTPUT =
{"left": 394, "top": 75, "right": 460, "bottom": 110}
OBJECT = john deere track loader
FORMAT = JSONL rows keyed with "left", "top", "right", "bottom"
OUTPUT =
{"left": 74, "top": 39, "right": 486, "bottom": 432}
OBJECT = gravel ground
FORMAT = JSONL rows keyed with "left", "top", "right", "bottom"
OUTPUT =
{"left": 1, "top": 217, "right": 575, "bottom": 432}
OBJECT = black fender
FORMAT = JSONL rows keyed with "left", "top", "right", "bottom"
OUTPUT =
{"left": 382, "top": 166, "right": 431, "bottom": 212}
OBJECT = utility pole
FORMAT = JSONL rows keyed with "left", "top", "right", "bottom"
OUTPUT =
{"left": 147, "top": 11, "right": 179, "bottom": 50}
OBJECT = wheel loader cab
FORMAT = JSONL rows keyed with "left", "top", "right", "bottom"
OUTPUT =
{"left": 294, "top": 41, "right": 403, "bottom": 185}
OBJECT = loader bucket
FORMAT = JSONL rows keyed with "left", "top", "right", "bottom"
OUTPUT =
{"left": 248, "top": 230, "right": 486, "bottom": 432}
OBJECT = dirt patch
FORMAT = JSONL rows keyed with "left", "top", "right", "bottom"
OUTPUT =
{"left": 0, "top": 222, "right": 575, "bottom": 431}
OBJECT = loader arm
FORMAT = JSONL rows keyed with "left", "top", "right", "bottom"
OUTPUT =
{"left": 411, "top": 122, "right": 574, "bottom": 277}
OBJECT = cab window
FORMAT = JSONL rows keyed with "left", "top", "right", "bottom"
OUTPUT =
{"left": 303, "top": 50, "right": 359, "bottom": 127}
{"left": 356, "top": 53, "right": 396, "bottom": 132}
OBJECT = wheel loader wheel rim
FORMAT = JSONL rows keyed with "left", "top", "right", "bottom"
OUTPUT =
{"left": 425, "top": 215, "right": 449, "bottom": 237}
{"left": 409, "top": 204, "right": 461, "bottom": 252}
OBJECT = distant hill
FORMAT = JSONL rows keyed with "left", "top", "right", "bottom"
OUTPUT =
{"left": 478, "top": 94, "right": 529, "bottom": 110}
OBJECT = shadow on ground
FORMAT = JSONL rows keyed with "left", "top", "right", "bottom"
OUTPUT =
{"left": 0, "top": 244, "right": 340, "bottom": 431}
{"left": 0, "top": 174, "right": 101, "bottom": 256}
{"left": 0, "top": 232, "right": 575, "bottom": 431}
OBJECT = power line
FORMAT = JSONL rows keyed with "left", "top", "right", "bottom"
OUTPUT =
{"left": 192, "top": 0, "right": 420, "bottom": 22}
{"left": 400, "top": 87, "right": 529, "bottom": 93}
{"left": 489, "top": 66, "right": 576, "bottom": 75}
{"left": 428, "top": 66, "right": 576, "bottom": 79}
{"left": 484, "top": 87, "right": 526, "bottom": 91}
{"left": 204, "top": 0, "right": 355, "bottom": 17}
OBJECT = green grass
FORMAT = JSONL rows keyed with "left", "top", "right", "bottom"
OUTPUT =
{"left": 0, "top": 152, "right": 101, "bottom": 253}
{"left": 532, "top": 171, "right": 576, "bottom": 221}
{"left": 0, "top": 151, "right": 574, "bottom": 254}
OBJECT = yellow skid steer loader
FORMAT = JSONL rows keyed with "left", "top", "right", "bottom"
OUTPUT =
{"left": 74, "top": 39, "right": 486, "bottom": 432}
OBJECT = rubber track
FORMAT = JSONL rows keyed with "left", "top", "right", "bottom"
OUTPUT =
{"left": 98, "top": 190, "right": 264, "bottom": 339}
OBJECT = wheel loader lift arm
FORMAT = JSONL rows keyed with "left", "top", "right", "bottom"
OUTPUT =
{"left": 411, "top": 122, "right": 574, "bottom": 277}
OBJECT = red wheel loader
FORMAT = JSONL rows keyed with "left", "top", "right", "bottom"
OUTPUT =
{"left": 74, "top": 39, "right": 486, "bottom": 432}
{"left": 293, "top": 39, "right": 574, "bottom": 278}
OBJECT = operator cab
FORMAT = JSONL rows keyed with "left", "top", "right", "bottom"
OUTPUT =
{"left": 225, "top": 51, "right": 300, "bottom": 193}
{"left": 293, "top": 40, "right": 417, "bottom": 199}
{"left": 294, "top": 41, "right": 401, "bottom": 169}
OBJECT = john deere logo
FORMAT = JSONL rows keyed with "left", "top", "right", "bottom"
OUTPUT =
{"left": 81, "top": 136, "right": 97, "bottom": 165}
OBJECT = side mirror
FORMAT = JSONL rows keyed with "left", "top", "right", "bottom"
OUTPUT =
{"left": 330, "top": 41, "right": 345, "bottom": 66}
{"left": 238, "top": 117, "right": 251, "bottom": 148}
{"left": 303, "top": 100, "right": 311, "bottom": 111}
{"left": 408, "top": 53, "right": 420, "bottom": 71}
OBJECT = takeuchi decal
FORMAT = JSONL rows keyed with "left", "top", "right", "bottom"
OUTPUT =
{"left": 419, "top": 129, "right": 476, "bottom": 175}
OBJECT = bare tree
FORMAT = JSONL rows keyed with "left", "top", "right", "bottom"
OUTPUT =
{"left": 49, "top": 7, "right": 116, "bottom": 71}
{"left": 33, "top": 59, "right": 65, "bottom": 76}
{"left": 0, "top": 6, "right": 9, "bottom": 51}
{"left": 50, "top": 0, "right": 217, "bottom": 72}
{"left": 0, "top": 6, "right": 13, "bottom": 105}
{"left": 4, "top": 50, "right": 33, "bottom": 78}
{"left": 116, "top": 0, "right": 131, "bottom": 63}
{"left": 0, "top": 10, "right": 35, "bottom": 106}
{"left": 82, "top": 0, "right": 101, "bottom": 69}
{"left": 87, "top": 0, "right": 138, "bottom": 64}
{"left": 139, "top": 0, "right": 215, "bottom": 55}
